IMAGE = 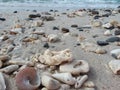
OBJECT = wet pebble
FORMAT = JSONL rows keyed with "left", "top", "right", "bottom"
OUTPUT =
{"left": 61, "top": 28, "right": 70, "bottom": 33}
{"left": 29, "top": 14, "right": 41, "bottom": 18}
{"left": 106, "top": 37, "right": 120, "bottom": 42}
{"left": 43, "top": 42, "right": 49, "bottom": 48}
{"left": 0, "top": 18, "right": 6, "bottom": 21}
{"left": 97, "top": 41, "right": 109, "bottom": 46}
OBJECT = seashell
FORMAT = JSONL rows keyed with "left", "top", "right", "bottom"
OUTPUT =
{"left": 52, "top": 73, "right": 76, "bottom": 85}
{"left": 58, "top": 84, "right": 70, "bottom": 90}
{"left": 47, "top": 34, "right": 60, "bottom": 43}
{"left": 0, "top": 55, "right": 10, "bottom": 62}
{"left": 39, "top": 49, "right": 73, "bottom": 65}
{"left": 60, "top": 60, "right": 89, "bottom": 75}
{"left": 75, "top": 75, "right": 88, "bottom": 89}
{"left": 109, "top": 60, "right": 120, "bottom": 75}
{"left": 41, "top": 74, "right": 61, "bottom": 90}
{"left": 0, "top": 65, "right": 19, "bottom": 74}
{"left": 15, "top": 67, "right": 41, "bottom": 90}
{"left": 83, "top": 81, "right": 95, "bottom": 88}
{"left": 0, "top": 72, "right": 6, "bottom": 90}
{"left": 8, "top": 60, "right": 34, "bottom": 66}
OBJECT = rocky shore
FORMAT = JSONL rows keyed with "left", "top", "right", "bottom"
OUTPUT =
{"left": 0, "top": 7, "right": 120, "bottom": 90}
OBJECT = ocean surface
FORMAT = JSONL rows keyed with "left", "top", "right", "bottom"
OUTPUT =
{"left": 0, "top": 0, "right": 120, "bottom": 10}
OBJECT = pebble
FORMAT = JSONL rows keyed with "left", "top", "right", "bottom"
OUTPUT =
{"left": 41, "top": 16, "right": 54, "bottom": 21}
{"left": 102, "top": 23, "right": 114, "bottom": 29}
{"left": 0, "top": 55, "right": 10, "bottom": 62}
{"left": 110, "top": 49, "right": 120, "bottom": 59}
{"left": 104, "top": 30, "right": 112, "bottom": 36}
{"left": 61, "top": 28, "right": 70, "bottom": 33}
{"left": 92, "top": 21, "right": 102, "bottom": 27}
{"left": 109, "top": 60, "right": 120, "bottom": 75}
{"left": 114, "top": 29, "right": 120, "bottom": 35}
{"left": 0, "top": 18, "right": 6, "bottom": 21}
{"left": 71, "top": 24, "right": 78, "bottom": 28}
{"left": 106, "top": 37, "right": 120, "bottom": 42}
{"left": 32, "top": 20, "right": 43, "bottom": 27}
{"left": 29, "top": 14, "right": 41, "bottom": 18}
{"left": 53, "top": 26, "right": 59, "bottom": 30}
{"left": 43, "top": 42, "right": 49, "bottom": 48}
{"left": 97, "top": 41, "right": 109, "bottom": 46}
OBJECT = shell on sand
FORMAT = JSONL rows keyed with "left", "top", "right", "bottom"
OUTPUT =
{"left": 15, "top": 67, "right": 41, "bottom": 90}
{"left": 0, "top": 72, "right": 6, "bottom": 90}
{"left": 47, "top": 34, "right": 60, "bottom": 43}
{"left": 60, "top": 60, "right": 89, "bottom": 75}
{"left": 52, "top": 73, "right": 76, "bottom": 85}
{"left": 41, "top": 74, "right": 61, "bottom": 90}
{"left": 39, "top": 49, "right": 73, "bottom": 65}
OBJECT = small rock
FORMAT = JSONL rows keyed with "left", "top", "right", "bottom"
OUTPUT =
{"left": 32, "top": 20, "right": 43, "bottom": 27}
{"left": 106, "top": 37, "right": 120, "bottom": 42}
{"left": 110, "top": 49, "right": 120, "bottom": 59}
{"left": 41, "top": 16, "right": 54, "bottom": 21}
{"left": 97, "top": 41, "right": 109, "bottom": 46}
{"left": 93, "top": 15, "right": 101, "bottom": 19}
{"left": 29, "top": 14, "right": 41, "bottom": 18}
{"left": 53, "top": 26, "right": 59, "bottom": 30}
{"left": 47, "top": 34, "right": 60, "bottom": 43}
{"left": 10, "top": 28, "right": 23, "bottom": 34}
{"left": 90, "top": 10, "right": 99, "bottom": 15}
{"left": 114, "top": 29, "right": 120, "bottom": 35}
{"left": 92, "top": 21, "right": 102, "bottom": 27}
{"left": 61, "top": 28, "right": 70, "bottom": 33}
{"left": 0, "top": 35, "right": 9, "bottom": 41}
{"left": 43, "top": 43, "right": 49, "bottom": 48}
{"left": 74, "top": 11, "right": 86, "bottom": 16}
{"left": 0, "top": 18, "right": 6, "bottom": 21}
{"left": 71, "top": 24, "right": 78, "bottom": 28}
{"left": 102, "top": 23, "right": 114, "bottom": 29}
{"left": 109, "top": 60, "right": 120, "bottom": 75}
{"left": 104, "top": 30, "right": 112, "bottom": 36}
{"left": 13, "top": 11, "right": 17, "bottom": 13}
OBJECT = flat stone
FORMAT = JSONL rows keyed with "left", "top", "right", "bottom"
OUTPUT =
{"left": 106, "top": 37, "right": 120, "bottom": 42}
{"left": 110, "top": 49, "right": 120, "bottom": 59}
{"left": 97, "top": 41, "right": 109, "bottom": 46}
{"left": 71, "top": 24, "right": 78, "bottom": 28}
{"left": 61, "top": 28, "right": 70, "bottom": 33}
{"left": 0, "top": 18, "right": 6, "bottom": 21}
{"left": 109, "top": 60, "right": 120, "bottom": 75}
{"left": 29, "top": 14, "right": 41, "bottom": 18}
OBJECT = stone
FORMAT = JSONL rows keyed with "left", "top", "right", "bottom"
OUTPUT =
{"left": 93, "top": 15, "right": 101, "bottom": 19}
{"left": 83, "top": 81, "right": 95, "bottom": 88}
{"left": 13, "top": 11, "right": 17, "bottom": 13}
{"left": 106, "top": 37, "right": 120, "bottom": 42}
{"left": 0, "top": 18, "right": 6, "bottom": 21}
{"left": 102, "top": 23, "right": 114, "bottom": 29}
{"left": 61, "top": 28, "right": 70, "bottom": 33}
{"left": 47, "top": 34, "right": 60, "bottom": 43}
{"left": 114, "top": 29, "right": 120, "bottom": 35}
{"left": 41, "top": 74, "right": 61, "bottom": 90}
{"left": 53, "top": 26, "right": 59, "bottom": 30}
{"left": 71, "top": 24, "right": 78, "bottom": 28}
{"left": 0, "top": 35, "right": 9, "bottom": 41}
{"left": 74, "top": 11, "right": 86, "bottom": 16}
{"left": 43, "top": 43, "right": 49, "bottom": 49}
{"left": 92, "top": 21, "right": 102, "bottom": 27}
{"left": 10, "top": 28, "right": 23, "bottom": 34}
{"left": 110, "top": 49, "right": 120, "bottom": 59}
{"left": 97, "top": 41, "right": 109, "bottom": 46}
{"left": 41, "top": 16, "right": 54, "bottom": 21}
{"left": 29, "top": 14, "right": 41, "bottom": 18}
{"left": 104, "top": 30, "right": 112, "bottom": 36}
{"left": 32, "top": 20, "right": 43, "bottom": 27}
{"left": 109, "top": 60, "right": 120, "bottom": 75}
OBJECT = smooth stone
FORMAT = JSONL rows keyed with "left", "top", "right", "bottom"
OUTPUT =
{"left": 97, "top": 41, "right": 109, "bottom": 46}
{"left": 106, "top": 37, "right": 120, "bottom": 42}
{"left": 93, "top": 15, "right": 101, "bottom": 19}
{"left": 104, "top": 30, "right": 112, "bottom": 36}
{"left": 61, "top": 28, "right": 70, "bottom": 33}
{"left": 102, "top": 23, "right": 114, "bottom": 29}
{"left": 109, "top": 60, "right": 120, "bottom": 75}
{"left": 71, "top": 24, "right": 78, "bottom": 28}
{"left": 114, "top": 29, "right": 120, "bottom": 35}
{"left": 43, "top": 43, "right": 49, "bottom": 49}
{"left": 53, "top": 26, "right": 59, "bottom": 30}
{"left": 29, "top": 14, "right": 41, "bottom": 18}
{"left": 0, "top": 18, "right": 6, "bottom": 21}
{"left": 41, "top": 16, "right": 54, "bottom": 21}
{"left": 110, "top": 49, "right": 120, "bottom": 59}
{"left": 13, "top": 11, "right": 17, "bottom": 13}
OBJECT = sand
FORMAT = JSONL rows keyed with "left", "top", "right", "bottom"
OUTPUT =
{"left": 0, "top": 8, "right": 120, "bottom": 90}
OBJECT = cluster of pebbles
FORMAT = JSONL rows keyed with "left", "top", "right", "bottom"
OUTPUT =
{"left": 0, "top": 7, "right": 120, "bottom": 90}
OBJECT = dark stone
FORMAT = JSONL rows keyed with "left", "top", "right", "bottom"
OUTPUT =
{"left": 102, "top": 14, "right": 110, "bottom": 17}
{"left": 92, "top": 35, "right": 99, "bottom": 38}
{"left": 106, "top": 37, "right": 120, "bottom": 42}
{"left": 94, "top": 15, "right": 101, "bottom": 19}
{"left": 0, "top": 18, "right": 6, "bottom": 21}
{"left": 53, "top": 26, "right": 59, "bottom": 30}
{"left": 33, "top": 10, "right": 37, "bottom": 12}
{"left": 29, "top": 14, "right": 41, "bottom": 18}
{"left": 76, "top": 43, "right": 81, "bottom": 46}
{"left": 43, "top": 43, "right": 49, "bottom": 48}
{"left": 117, "top": 6, "right": 120, "bottom": 8}
{"left": 97, "top": 41, "right": 109, "bottom": 46}
{"left": 13, "top": 11, "right": 17, "bottom": 13}
{"left": 50, "top": 9, "right": 54, "bottom": 12}
{"left": 90, "top": 10, "right": 99, "bottom": 15}
{"left": 77, "top": 28, "right": 84, "bottom": 31}
{"left": 71, "top": 24, "right": 78, "bottom": 28}
{"left": 41, "top": 16, "right": 54, "bottom": 21}
{"left": 61, "top": 28, "right": 70, "bottom": 33}
{"left": 104, "top": 9, "right": 111, "bottom": 13}
{"left": 114, "top": 29, "right": 120, "bottom": 35}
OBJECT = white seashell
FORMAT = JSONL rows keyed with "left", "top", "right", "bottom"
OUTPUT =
{"left": 41, "top": 74, "right": 61, "bottom": 90}
{"left": 75, "top": 75, "right": 88, "bottom": 88}
{"left": 83, "top": 81, "right": 95, "bottom": 88}
{"left": 60, "top": 60, "right": 89, "bottom": 75}
{"left": 109, "top": 60, "right": 120, "bottom": 75}
{"left": 0, "top": 72, "right": 6, "bottom": 90}
{"left": 47, "top": 34, "right": 60, "bottom": 43}
{"left": 39, "top": 49, "right": 73, "bottom": 65}
{"left": 0, "top": 65, "right": 19, "bottom": 74}
{"left": 52, "top": 73, "right": 76, "bottom": 85}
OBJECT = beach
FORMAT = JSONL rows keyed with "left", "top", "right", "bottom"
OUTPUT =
{"left": 0, "top": 1, "right": 120, "bottom": 90}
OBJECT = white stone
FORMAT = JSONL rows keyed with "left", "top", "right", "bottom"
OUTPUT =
{"left": 110, "top": 49, "right": 120, "bottom": 59}
{"left": 104, "top": 30, "right": 112, "bottom": 36}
